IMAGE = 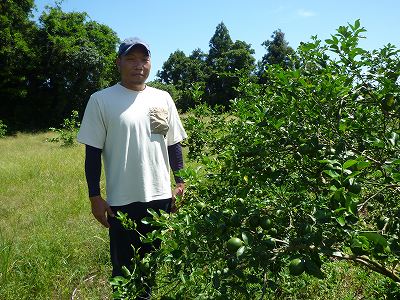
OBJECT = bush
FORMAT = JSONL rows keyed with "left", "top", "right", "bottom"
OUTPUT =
{"left": 0, "top": 120, "right": 7, "bottom": 138}
{"left": 47, "top": 110, "right": 80, "bottom": 146}
{"left": 112, "top": 20, "right": 400, "bottom": 299}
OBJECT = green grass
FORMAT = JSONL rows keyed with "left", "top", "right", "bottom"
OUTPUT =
{"left": 275, "top": 260, "right": 394, "bottom": 300}
{"left": 0, "top": 132, "right": 111, "bottom": 300}
{"left": 0, "top": 132, "right": 397, "bottom": 299}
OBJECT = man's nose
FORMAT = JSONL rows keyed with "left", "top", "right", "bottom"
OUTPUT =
{"left": 132, "top": 60, "right": 144, "bottom": 68}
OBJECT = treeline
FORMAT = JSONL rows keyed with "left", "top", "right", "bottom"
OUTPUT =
{"left": 152, "top": 23, "right": 295, "bottom": 112}
{"left": 1, "top": 0, "right": 294, "bottom": 131}
{"left": 1, "top": 1, "right": 119, "bottom": 131}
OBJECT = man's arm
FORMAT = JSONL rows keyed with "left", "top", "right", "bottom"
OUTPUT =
{"left": 167, "top": 142, "right": 185, "bottom": 208}
{"left": 85, "top": 145, "right": 114, "bottom": 227}
{"left": 85, "top": 145, "right": 102, "bottom": 197}
{"left": 168, "top": 142, "right": 184, "bottom": 183}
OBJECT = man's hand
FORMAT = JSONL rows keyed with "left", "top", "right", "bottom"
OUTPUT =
{"left": 89, "top": 195, "right": 115, "bottom": 228}
{"left": 172, "top": 183, "right": 185, "bottom": 199}
{"left": 171, "top": 183, "right": 185, "bottom": 213}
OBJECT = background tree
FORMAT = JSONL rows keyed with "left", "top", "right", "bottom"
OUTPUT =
{"left": 207, "top": 22, "right": 233, "bottom": 66}
{"left": 31, "top": 6, "right": 119, "bottom": 128}
{"left": 0, "top": 4, "right": 119, "bottom": 131}
{"left": 156, "top": 48, "right": 208, "bottom": 111}
{"left": 204, "top": 22, "right": 255, "bottom": 108}
{"left": 258, "top": 29, "right": 296, "bottom": 81}
{"left": 156, "top": 22, "right": 257, "bottom": 110}
{"left": 157, "top": 49, "right": 207, "bottom": 87}
{"left": 0, "top": 0, "right": 37, "bottom": 130}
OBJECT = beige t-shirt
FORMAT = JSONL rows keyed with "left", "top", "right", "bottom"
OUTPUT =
{"left": 77, "top": 83, "right": 187, "bottom": 206}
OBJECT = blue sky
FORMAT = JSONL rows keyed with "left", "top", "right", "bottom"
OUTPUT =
{"left": 33, "top": 0, "right": 400, "bottom": 81}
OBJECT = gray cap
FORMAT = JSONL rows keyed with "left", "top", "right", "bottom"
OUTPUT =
{"left": 118, "top": 37, "right": 151, "bottom": 57}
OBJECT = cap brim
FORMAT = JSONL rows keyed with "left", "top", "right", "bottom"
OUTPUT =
{"left": 121, "top": 43, "right": 150, "bottom": 56}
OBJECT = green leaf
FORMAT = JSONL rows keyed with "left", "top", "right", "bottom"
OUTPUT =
{"left": 339, "top": 120, "right": 347, "bottom": 132}
{"left": 325, "top": 38, "right": 334, "bottom": 45}
{"left": 389, "top": 132, "right": 399, "bottom": 146}
{"left": 343, "top": 159, "right": 357, "bottom": 170}
{"left": 334, "top": 207, "right": 347, "bottom": 214}
{"left": 319, "top": 159, "right": 338, "bottom": 164}
{"left": 372, "top": 170, "right": 383, "bottom": 178}
{"left": 305, "top": 259, "right": 324, "bottom": 279}
{"left": 212, "top": 273, "right": 220, "bottom": 289}
{"left": 393, "top": 173, "right": 400, "bottom": 182}
{"left": 354, "top": 19, "right": 361, "bottom": 30}
{"left": 372, "top": 139, "right": 385, "bottom": 148}
{"left": 147, "top": 208, "right": 159, "bottom": 218}
{"left": 180, "top": 272, "right": 186, "bottom": 284}
{"left": 345, "top": 171, "right": 361, "bottom": 180}
{"left": 359, "top": 232, "right": 388, "bottom": 247}
{"left": 345, "top": 198, "right": 358, "bottom": 215}
{"left": 236, "top": 245, "right": 246, "bottom": 257}
{"left": 241, "top": 231, "right": 253, "bottom": 245}
{"left": 356, "top": 161, "right": 371, "bottom": 170}
{"left": 333, "top": 188, "right": 345, "bottom": 201}
{"left": 109, "top": 276, "right": 127, "bottom": 285}
{"left": 336, "top": 216, "right": 346, "bottom": 226}
{"left": 323, "top": 169, "right": 340, "bottom": 178}
{"left": 389, "top": 159, "right": 400, "bottom": 165}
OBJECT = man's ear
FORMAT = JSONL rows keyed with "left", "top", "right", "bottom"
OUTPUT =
{"left": 116, "top": 57, "right": 121, "bottom": 72}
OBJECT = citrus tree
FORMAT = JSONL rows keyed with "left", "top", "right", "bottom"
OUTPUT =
{"left": 113, "top": 20, "right": 400, "bottom": 299}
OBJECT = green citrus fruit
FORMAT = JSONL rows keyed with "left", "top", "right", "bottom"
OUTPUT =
{"left": 382, "top": 94, "right": 395, "bottom": 111}
{"left": 288, "top": 258, "right": 305, "bottom": 276}
{"left": 265, "top": 238, "right": 275, "bottom": 249}
{"left": 196, "top": 202, "right": 206, "bottom": 210}
{"left": 377, "top": 216, "right": 389, "bottom": 230}
{"left": 227, "top": 237, "right": 243, "bottom": 253}
{"left": 260, "top": 217, "right": 273, "bottom": 230}
{"left": 269, "top": 227, "right": 278, "bottom": 236}
{"left": 298, "top": 143, "right": 311, "bottom": 155}
{"left": 347, "top": 183, "right": 361, "bottom": 194}
{"left": 236, "top": 198, "right": 245, "bottom": 207}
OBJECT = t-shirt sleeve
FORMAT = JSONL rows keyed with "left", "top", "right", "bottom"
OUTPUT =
{"left": 166, "top": 93, "right": 187, "bottom": 146}
{"left": 77, "top": 95, "right": 106, "bottom": 149}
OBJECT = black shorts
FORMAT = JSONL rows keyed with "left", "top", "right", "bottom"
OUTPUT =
{"left": 108, "top": 198, "right": 172, "bottom": 277}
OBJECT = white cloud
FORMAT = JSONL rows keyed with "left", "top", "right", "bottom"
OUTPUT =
{"left": 297, "top": 9, "right": 316, "bottom": 17}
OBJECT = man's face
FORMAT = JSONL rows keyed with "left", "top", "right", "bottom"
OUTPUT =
{"left": 117, "top": 45, "right": 151, "bottom": 90}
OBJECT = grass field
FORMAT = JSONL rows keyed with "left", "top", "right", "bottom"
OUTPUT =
{"left": 0, "top": 132, "right": 397, "bottom": 300}
{"left": 0, "top": 132, "right": 111, "bottom": 300}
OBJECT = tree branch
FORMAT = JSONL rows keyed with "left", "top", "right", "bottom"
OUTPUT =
{"left": 330, "top": 251, "right": 400, "bottom": 283}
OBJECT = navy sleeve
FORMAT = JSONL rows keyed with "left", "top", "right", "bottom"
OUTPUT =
{"left": 85, "top": 144, "right": 102, "bottom": 197}
{"left": 167, "top": 142, "right": 184, "bottom": 184}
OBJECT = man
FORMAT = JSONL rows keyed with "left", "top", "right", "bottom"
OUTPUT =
{"left": 77, "top": 37, "right": 187, "bottom": 282}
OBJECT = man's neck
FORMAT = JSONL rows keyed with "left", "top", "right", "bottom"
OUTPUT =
{"left": 120, "top": 82, "right": 146, "bottom": 91}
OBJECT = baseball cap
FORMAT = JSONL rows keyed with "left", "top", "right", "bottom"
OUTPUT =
{"left": 118, "top": 37, "right": 151, "bottom": 57}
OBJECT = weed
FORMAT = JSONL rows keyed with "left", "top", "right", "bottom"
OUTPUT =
{"left": 0, "top": 120, "right": 7, "bottom": 138}
{"left": 48, "top": 110, "right": 80, "bottom": 146}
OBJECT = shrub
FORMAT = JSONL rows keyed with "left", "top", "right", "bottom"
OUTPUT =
{"left": 48, "top": 110, "right": 80, "bottom": 146}
{"left": 112, "top": 20, "right": 400, "bottom": 299}
{"left": 0, "top": 120, "right": 7, "bottom": 138}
